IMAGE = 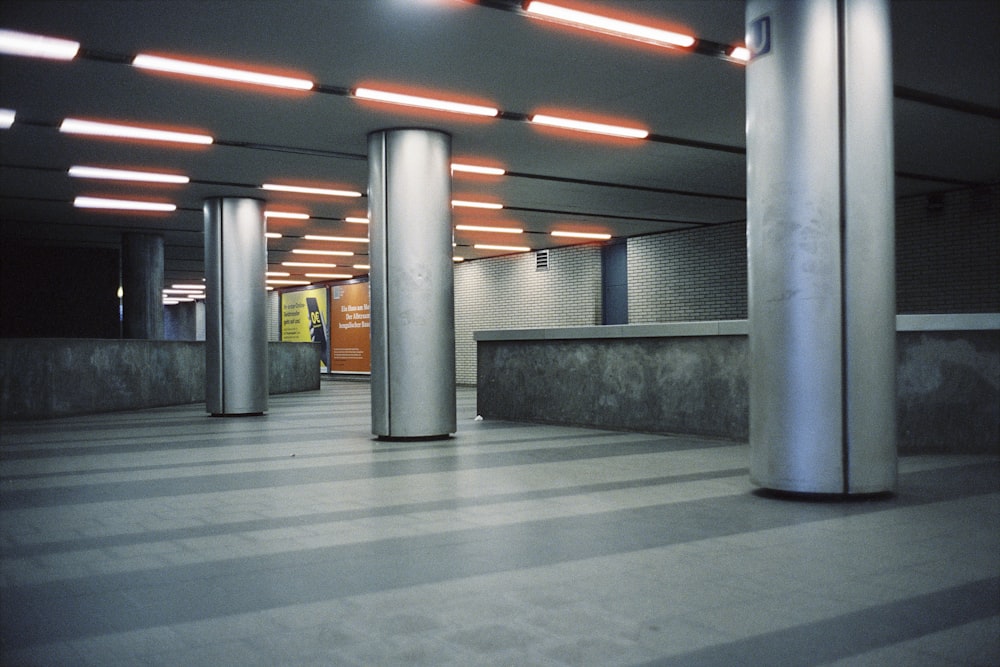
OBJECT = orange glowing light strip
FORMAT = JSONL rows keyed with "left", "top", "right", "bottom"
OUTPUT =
{"left": 529, "top": 113, "right": 648, "bottom": 139}
{"left": 551, "top": 230, "right": 611, "bottom": 240}
{"left": 303, "top": 235, "right": 369, "bottom": 244}
{"left": 132, "top": 54, "right": 314, "bottom": 90}
{"left": 452, "top": 162, "right": 506, "bottom": 176}
{"left": 523, "top": 2, "right": 695, "bottom": 49}
{"left": 60, "top": 118, "right": 213, "bottom": 145}
{"left": 261, "top": 183, "right": 362, "bottom": 198}
{"left": 74, "top": 196, "right": 176, "bottom": 212}
{"left": 456, "top": 224, "right": 523, "bottom": 234}
{"left": 0, "top": 29, "right": 79, "bottom": 60}
{"left": 354, "top": 87, "right": 499, "bottom": 117}
{"left": 452, "top": 199, "right": 503, "bottom": 210}
{"left": 474, "top": 243, "right": 531, "bottom": 253}
{"left": 68, "top": 165, "right": 189, "bottom": 184}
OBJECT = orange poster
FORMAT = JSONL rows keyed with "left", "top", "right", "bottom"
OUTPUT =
{"left": 329, "top": 280, "right": 370, "bottom": 373}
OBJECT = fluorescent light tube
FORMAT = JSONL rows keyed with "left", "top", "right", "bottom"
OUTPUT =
{"left": 261, "top": 183, "right": 362, "bottom": 198}
{"left": 551, "top": 230, "right": 612, "bottom": 240}
{"left": 267, "top": 279, "right": 311, "bottom": 286}
{"left": 452, "top": 199, "right": 503, "bottom": 210}
{"left": 291, "top": 249, "right": 354, "bottom": 257}
{"left": 0, "top": 29, "right": 80, "bottom": 60}
{"left": 68, "top": 165, "right": 190, "bottom": 184}
{"left": 354, "top": 87, "right": 499, "bottom": 117}
{"left": 170, "top": 284, "right": 205, "bottom": 290}
{"left": 456, "top": 224, "right": 523, "bottom": 234}
{"left": 266, "top": 271, "right": 290, "bottom": 277}
{"left": 303, "top": 235, "right": 369, "bottom": 243}
{"left": 530, "top": 114, "right": 648, "bottom": 139}
{"left": 282, "top": 261, "right": 339, "bottom": 268}
{"left": 345, "top": 217, "right": 370, "bottom": 224}
{"left": 729, "top": 46, "right": 751, "bottom": 62}
{"left": 353, "top": 264, "right": 371, "bottom": 270}
{"left": 60, "top": 118, "right": 213, "bottom": 144}
{"left": 0, "top": 108, "right": 15, "bottom": 129}
{"left": 304, "top": 273, "right": 353, "bottom": 280}
{"left": 523, "top": 2, "right": 695, "bottom": 49}
{"left": 474, "top": 243, "right": 531, "bottom": 252}
{"left": 132, "top": 54, "right": 314, "bottom": 90}
{"left": 74, "top": 196, "right": 176, "bottom": 212}
{"left": 452, "top": 163, "right": 506, "bottom": 176}
{"left": 265, "top": 210, "right": 310, "bottom": 219}
{"left": 453, "top": 256, "right": 465, "bottom": 262}
{"left": 265, "top": 232, "right": 283, "bottom": 239}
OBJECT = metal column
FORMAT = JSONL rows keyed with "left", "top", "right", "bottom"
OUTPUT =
{"left": 368, "top": 128, "right": 456, "bottom": 439}
{"left": 204, "top": 197, "right": 268, "bottom": 416}
{"left": 121, "top": 232, "right": 164, "bottom": 339}
{"left": 746, "top": 0, "right": 896, "bottom": 494}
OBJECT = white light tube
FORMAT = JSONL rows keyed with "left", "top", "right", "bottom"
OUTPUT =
{"left": 453, "top": 256, "right": 465, "bottom": 262}
{"left": 551, "top": 230, "right": 612, "bottom": 240}
{"left": 265, "top": 210, "right": 310, "bottom": 219}
{"left": 74, "top": 196, "right": 176, "bottom": 212}
{"left": 282, "top": 261, "right": 339, "bottom": 268}
{"left": 456, "top": 224, "right": 522, "bottom": 234}
{"left": 261, "top": 183, "right": 362, "bottom": 198}
{"left": 266, "top": 271, "right": 290, "bottom": 277}
{"left": 267, "top": 279, "right": 311, "bottom": 286}
{"left": 523, "top": 2, "right": 695, "bottom": 49}
{"left": 729, "top": 46, "right": 751, "bottom": 62}
{"left": 354, "top": 87, "right": 499, "bottom": 117}
{"left": 452, "top": 163, "right": 506, "bottom": 176}
{"left": 132, "top": 54, "right": 314, "bottom": 90}
{"left": 452, "top": 199, "right": 503, "bottom": 210}
{"left": 68, "top": 165, "right": 190, "bottom": 184}
{"left": 529, "top": 114, "right": 648, "bottom": 139}
{"left": 60, "top": 118, "right": 213, "bottom": 145}
{"left": 0, "top": 108, "right": 15, "bottom": 129}
{"left": 291, "top": 248, "right": 353, "bottom": 257}
{"left": 170, "top": 284, "right": 205, "bottom": 290}
{"left": 265, "top": 232, "right": 283, "bottom": 239}
{"left": 305, "top": 273, "right": 353, "bottom": 280}
{"left": 353, "top": 264, "right": 371, "bottom": 270}
{"left": 474, "top": 243, "right": 531, "bottom": 252}
{"left": 0, "top": 29, "right": 80, "bottom": 60}
{"left": 345, "top": 217, "right": 370, "bottom": 224}
{"left": 303, "top": 235, "right": 369, "bottom": 243}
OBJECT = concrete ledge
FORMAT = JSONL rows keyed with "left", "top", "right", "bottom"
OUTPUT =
{"left": 1, "top": 339, "right": 321, "bottom": 420}
{"left": 477, "top": 320, "right": 999, "bottom": 455}
{"left": 475, "top": 314, "right": 998, "bottom": 342}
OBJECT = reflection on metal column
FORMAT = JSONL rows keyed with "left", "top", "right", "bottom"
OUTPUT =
{"left": 204, "top": 197, "right": 268, "bottom": 416}
{"left": 746, "top": 0, "right": 896, "bottom": 494}
{"left": 368, "top": 128, "right": 456, "bottom": 439}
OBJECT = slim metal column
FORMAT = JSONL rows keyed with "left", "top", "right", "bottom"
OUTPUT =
{"left": 368, "top": 128, "right": 456, "bottom": 438}
{"left": 121, "top": 232, "right": 164, "bottom": 339}
{"left": 746, "top": 0, "right": 896, "bottom": 494}
{"left": 204, "top": 197, "right": 268, "bottom": 416}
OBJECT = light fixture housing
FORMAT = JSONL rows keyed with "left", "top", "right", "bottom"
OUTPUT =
{"left": 523, "top": 2, "right": 695, "bottom": 49}
{"left": 529, "top": 113, "right": 648, "bottom": 139}
{"left": 74, "top": 196, "right": 176, "bottom": 212}
{"left": 261, "top": 183, "right": 362, "bottom": 198}
{"left": 354, "top": 87, "right": 499, "bottom": 117}
{"left": 68, "top": 165, "right": 190, "bottom": 184}
{"left": 132, "top": 53, "right": 314, "bottom": 90}
{"left": 60, "top": 118, "right": 214, "bottom": 145}
{"left": 0, "top": 29, "right": 80, "bottom": 60}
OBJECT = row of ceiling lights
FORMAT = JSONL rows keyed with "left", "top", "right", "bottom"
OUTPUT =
{"left": 3, "top": 2, "right": 729, "bottom": 289}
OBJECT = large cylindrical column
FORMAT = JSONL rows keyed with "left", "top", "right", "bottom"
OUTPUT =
{"left": 204, "top": 197, "right": 268, "bottom": 416}
{"left": 121, "top": 232, "right": 164, "bottom": 339}
{"left": 368, "top": 128, "right": 456, "bottom": 438}
{"left": 746, "top": 0, "right": 896, "bottom": 494}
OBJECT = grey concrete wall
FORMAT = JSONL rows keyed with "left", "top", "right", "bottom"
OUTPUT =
{"left": 1, "top": 340, "right": 321, "bottom": 421}
{"left": 478, "top": 329, "right": 999, "bottom": 454}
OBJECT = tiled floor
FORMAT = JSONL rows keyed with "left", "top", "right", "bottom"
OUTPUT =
{"left": 1, "top": 380, "right": 998, "bottom": 666}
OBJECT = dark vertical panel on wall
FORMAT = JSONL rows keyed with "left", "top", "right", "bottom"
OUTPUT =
{"left": 601, "top": 240, "right": 628, "bottom": 325}
{"left": 0, "top": 243, "right": 120, "bottom": 338}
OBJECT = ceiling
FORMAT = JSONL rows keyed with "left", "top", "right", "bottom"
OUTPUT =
{"left": 1, "top": 0, "right": 998, "bottom": 288}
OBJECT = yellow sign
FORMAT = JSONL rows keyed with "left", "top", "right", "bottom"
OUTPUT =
{"left": 281, "top": 287, "right": 330, "bottom": 370}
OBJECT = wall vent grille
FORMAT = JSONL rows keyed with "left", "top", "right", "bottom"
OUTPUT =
{"left": 536, "top": 249, "right": 549, "bottom": 271}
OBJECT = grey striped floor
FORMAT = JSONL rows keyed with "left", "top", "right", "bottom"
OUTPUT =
{"left": 1, "top": 381, "right": 997, "bottom": 666}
